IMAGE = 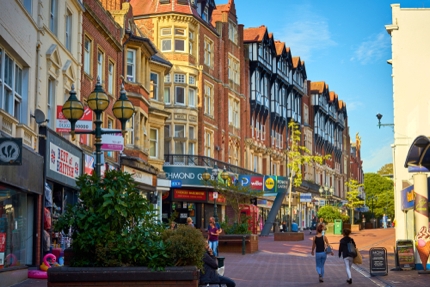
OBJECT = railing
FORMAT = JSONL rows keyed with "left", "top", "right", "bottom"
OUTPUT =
{"left": 164, "top": 154, "right": 262, "bottom": 176}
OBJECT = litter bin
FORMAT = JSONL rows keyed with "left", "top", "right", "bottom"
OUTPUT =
{"left": 334, "top": 219, "right": 343, "bottom": 235}
{"left": 217, "top": 256, "right": 225, "bottom": 276}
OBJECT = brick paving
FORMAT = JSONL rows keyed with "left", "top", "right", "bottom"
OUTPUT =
{"left": 10, "top": 228, "right": 430, "bottom": 287}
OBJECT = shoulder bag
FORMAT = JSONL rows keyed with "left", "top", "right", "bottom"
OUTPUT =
{"left": 324, "top": 236, "right": 332, "bottom": 254}
{"left": 347, "top": 239, "right": 357, "bottom": 257}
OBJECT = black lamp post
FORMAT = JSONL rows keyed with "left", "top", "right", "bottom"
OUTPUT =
{"left": 368, "top": 195, "right": 378, "bottom": 228}
{"left": 319, "top": 185, "right": 334, "bottom": 206}
{"left": 376, "top": 113, "right": 394, "bottom": 129}
{"left": 62, "top": 78, "right": 134, "bottom": 178}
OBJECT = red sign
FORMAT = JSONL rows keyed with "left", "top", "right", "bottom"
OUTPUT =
{"left": 56, "top": 106, "right": 93, "bottom": 132}
{"left": 173, "top": 189, "right": 206, "bottom": 201}
{"left": 0, "top": 233, "right": 5, "bottom": 252}
{"left": 209, "top": 191, "right": 226, "bottom": 203}
{"left": 250, "top": 176, "right": 263, "bottom": 190}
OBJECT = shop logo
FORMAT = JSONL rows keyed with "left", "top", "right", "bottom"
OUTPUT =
{"left": 250, "top": 176, "right": 263, "bottom": 190}
{"left": 264, "top": 176, "right": 275, "bottom": 190}
{"left": 240, "top": 176, "right": 250, "bottom": 186}
{"left": 0, "top": 138, "right": 22, "bottom": 165}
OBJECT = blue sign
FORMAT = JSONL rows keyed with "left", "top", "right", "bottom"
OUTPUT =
{"left": 239, "top": 175, "right": 251, "bottom": 187}
{"left": 171, "top": 180, "right": 182, "bottom": 188}
{"left": 408, "top": 166, "right": 430, "bottom": 173}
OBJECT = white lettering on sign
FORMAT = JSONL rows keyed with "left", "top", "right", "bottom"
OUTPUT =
{"left": 166, "top": 172, "right": 196, "bottom": 180}
{"left": 49, "top": 142, "right": 80, "bottom": 179}
{"left": 124, "top": 166, "right": 153, "bottom": 185}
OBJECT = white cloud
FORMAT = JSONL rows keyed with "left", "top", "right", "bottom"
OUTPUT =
{"left": 276, "top": 18, "right": 336, "bottom": 61}
{"left": 351, "top": 32, "right": 390, "bottom": 65}
{"left": 363, "top": 144, "right": 393, "bottom": 173}
{"left": 344, "top": 101, "right": 363, "bottom": 112}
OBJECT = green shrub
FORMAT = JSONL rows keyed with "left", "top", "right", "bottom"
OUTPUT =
{"left": 219, "top": 215, "right": 251, "bottom": 235}
{"left": 317, "top": 206, "right": 345, "bottom": 223}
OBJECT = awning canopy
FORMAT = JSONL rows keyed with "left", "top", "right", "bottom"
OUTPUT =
{"left": 404, "top": 135, "right": 430, "bottom": 169}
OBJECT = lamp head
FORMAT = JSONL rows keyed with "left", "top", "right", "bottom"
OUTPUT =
{"left": 202, "top": 169, "right": 211, "bottom": 181}
{"left": 88, "top": 77, "right": 110, "bottom": 113}
{"left": 329, "top": 186, "right": 334, "bottom": 194}
{"left": 376, "top": 113, "right": 383, "bottom": 120}
{"left": 62, "top": 84, "right": 84, "bottom": 139}
{"left": 319, "top": 186, "right": 323, "bottom": 195}
{"left": 221, "top": 168, "right": 229, "bottom": 182}
{"left": 113, "top": 83, "right": 135, "bottom": 134}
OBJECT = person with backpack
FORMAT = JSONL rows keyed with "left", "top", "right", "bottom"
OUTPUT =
{"left": 338, "top": 228, "right": 356, "bottom": 284}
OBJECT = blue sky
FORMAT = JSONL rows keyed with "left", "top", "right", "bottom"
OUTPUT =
{"left": 233, "top": 0, "right": 430, "bottom": 173}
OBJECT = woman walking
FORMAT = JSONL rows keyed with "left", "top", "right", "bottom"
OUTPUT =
{"left": 311, "top": 223, "right": 333, "bottom": 282}
{"left": 338, "top": 228, "right": 356, "bottom": 284}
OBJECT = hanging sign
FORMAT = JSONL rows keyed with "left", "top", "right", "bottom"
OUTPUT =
{"left": 56, "top": 105, "right": 93, "bottom": 132}
{"left": 49, "top": 142, "right": 80, "bottom": 179}
{"left": 0, "top": 138, "right": 22, "bottom": 165}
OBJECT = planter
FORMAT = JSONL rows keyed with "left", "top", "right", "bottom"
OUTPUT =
{"left": 47, "top": 266, "right": 200, "bottom": 287}
{"left": 218, "top": 234, "right": 259, "bottom": 254}
{"left": 343, "top": 223, "right": 351, "bottom": 230}
{"left": 351, "top": 224, "right": 360, "bottom": 232}
{"left": 274, "top": 232, "right": 304, "bottom": 241}
{"left": 325, "top": 223, "right": 334, "bottom": 234}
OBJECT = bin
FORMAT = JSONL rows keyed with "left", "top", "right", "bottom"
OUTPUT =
{"left": 334, "top": 219, "right": 343, "bottom": 235}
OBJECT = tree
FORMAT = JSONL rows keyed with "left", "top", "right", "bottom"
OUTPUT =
{"left": 285, "top": 120, "right": 331, "bottom": 230}
{"left": 364, "top": 172, "right": 394, "bottom": 219}
{"left": 345, "top": 179, "right": 365, "bottom": 225}
{"left": 377, "top": 163, "right": 393, "bottom": 176}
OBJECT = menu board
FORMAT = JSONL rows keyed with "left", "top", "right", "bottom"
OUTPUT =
{"left": 396, "top": 240, "right": 415, "bottom": 270}
{"left": 369, "top": 247, "right": 388, "bottom": 276}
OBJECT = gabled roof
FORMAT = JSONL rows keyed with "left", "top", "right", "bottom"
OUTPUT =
{"left": 243, "top": 25, "right": 267, "bottom": 42}
{"left": 274, "top": 41, "right": 285, "bottom": 56}
{"left": 131, "top": 0, "right": 198, "bottom": 17}
{"left": 329, "top": 91, "right": 338, "bottom": 102}
{"left": 292, "top": 57, "right": 301, "bottom": 68}
{"left": 338, "top": 100, "right": 346, "bottom": 110}
{"left": 310, "top": 81, "right": 328, "bottom": 93}
{"left": 212, "top": 0, "right": 237, "bottom": 24}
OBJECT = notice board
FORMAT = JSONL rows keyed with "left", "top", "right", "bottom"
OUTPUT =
{"left": 369, "top": 247, "right": 388, "bottom": 276}
{"left": 396, "top": 240, "right": 415, "bottom": 270}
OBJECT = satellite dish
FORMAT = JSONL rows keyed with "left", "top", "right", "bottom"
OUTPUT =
{"left": 33, "top": 109, "right": 46, "bottom": 124}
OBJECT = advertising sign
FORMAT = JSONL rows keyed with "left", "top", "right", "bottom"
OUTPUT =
{"left": 49, "top": 142, "right": 80, "bottom": 179}
{"left": 101, "top": 131, "right": 124, "bottom": 151}
{"left": 173, "top": 189, "right": 207, "bottom": 201}
{"left": 276, "top": 176, "right": 289, "bottom": 193}
{"left": 0, "top": 232, "right": 5, "bottom": 267}
{"left": 164, "top": 166, "right": 209, "bottom": 187}
{"left": 396, "top": 240, "right": 415, "bottom": 270}
{"left": 300, "top": 193, "right": 312, "bottom": 202}
{"left": 369, "top": 247, "right": 388, "bottom": 276}
{"left": 209, "top": 191, "right": 226, "bottom": 203}
{"left": 56, "top": 106, "right": 93, "bottom": 132}
{"left": 263, "top": 175, "right": 276, "bottom": 192}
{"left": 0, "top": 138, "right": 22, "bottom": 165}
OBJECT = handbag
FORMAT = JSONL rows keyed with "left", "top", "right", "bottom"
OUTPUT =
{"left": 323, "top": 236, "right": 332, "bottom": 254}
{"left": 353, "top": 250, "right": 362, "bottom": 264}
{"left": 347, "top": 240, "right": 357, "bottom": 257}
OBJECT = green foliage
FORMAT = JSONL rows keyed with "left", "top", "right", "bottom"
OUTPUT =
{"left": 317, "top": 206, "right": 344, "bottom": 223}
{"left": 377, "top": 163, "right": 393, "bottom": 176}
{"left": 54, "top": 169, "right": 199, "bottom": 270}
{"left": 161, "top": 225, "right": 206, "bottom": 269}
{"left": 345, "top": 179, "right": 365, "bottom": 224}
{"left": 364, "top": 172, "right": 395, "bottom": 218}
{"left": 219, "top": 215, "right": 251, "bottom": 235}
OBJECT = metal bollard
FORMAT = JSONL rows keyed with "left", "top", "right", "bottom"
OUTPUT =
{"left": 242, "top": 235, "right": 246, "bottom": 255}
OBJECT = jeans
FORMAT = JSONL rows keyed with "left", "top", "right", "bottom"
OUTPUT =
{"left": 209, "top": 240, "right": 219, "bottom": 257}
{"left": 344, "top": 256, "right": 353, "bottom": 279}
{"left": 315, "top": 252, "right": 327, "bottom": 277}
{"left": 219, "top": 275, "right": 236, "bottom": 287}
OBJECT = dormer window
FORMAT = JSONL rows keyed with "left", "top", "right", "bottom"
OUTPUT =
{"left": 202, "top": 7, "right": 209, "bottom": 22}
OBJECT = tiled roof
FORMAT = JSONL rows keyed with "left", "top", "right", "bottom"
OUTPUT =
{"left": 274, "top": 40, "right": 285, "bottom": 55}
{"left": 131, "top": 0, "right": 197, "bottom": 17}
{"left": 310, "top": 81, "right": 327, "bottom": 93}
{"left": 329, "top": 91, "right": 338, "bottom": 102}
{"left": 243, "top": 25, "right": 267, "bottom": 42}
{"left": 292, "top": 57, "right": 300, "bottom": 68}
{"left": 339, "top": 100, "right": 346, "bottom": 109}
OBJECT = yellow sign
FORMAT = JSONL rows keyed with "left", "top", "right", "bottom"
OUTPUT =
{"left": 265, "top": 177, "right": 275, "bottom": 190}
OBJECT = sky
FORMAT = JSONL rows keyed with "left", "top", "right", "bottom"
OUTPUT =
{"left": 232, "top": 0, "right": 430, "bottom": 173}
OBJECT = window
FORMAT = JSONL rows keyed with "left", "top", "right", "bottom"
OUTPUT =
{"left": 97, "top": 50, "right": 104, "bottom": 84}
{"left": 228, "top": 96, "right": 240, "bottom": 128}
{"left": 164, "top": 125, "right": 170, "bottom": 137}
{"left": 149, "top": 128, "right": 158, "bottom": 157}
{"left": 228, "top": 56, "right": 240, "bottom": 86}
{"left": 205, "top": 130, "right": 212, "bottom": 157}
{"left": 164, "top": 87, "right": 170, "bottom": 104}
{"left": 204, "top": 38, "right": 213, "bottom": 67}
{"left": 189, "top": 75, "right": 196, "bottom": 85}
{"left": 204, "top": 84, "right": 213, "bottom": 115}
{"left": 189, "top": 126, "right": 195, "bottom": 140}
{"left": 50, "top": 0, "right": 58, "bottom": 35}
{"left": 150, "top": 72, "right": 159, "bottom": 100}
{"left": 188, "top": 88, "right": 196, "bottom": 107}
{"left": 174, "top": 140, "right": 185, "bottom": 154}
{"left": 164, "top": 73, "right": 171, "bottom": 83}
{"left": 251, "top": 117, "right": 254, "bottom": 138}
{"left": 125, "top": 115, "right": 134, "bottom": 145}
{"left": 47, "top": 78, "right": 55, "bottom": 129}
{"left": 84, "top": 37, "right": 91, "bottom": 75}
{"left": 22, "top": 0, "right": 32, "bottom": 13}
{"left": 1, "top": 51, "right": 24, "bottom": 121}
{"left": 188, "top": 142, "right": 195, "bottom": 155}
{"left": 202, "top": 7, "right": 209, "bottom": 22}
{"left": 228, "top": 20, "right": 238, "bottom": 44}
{"left": 108, "top": 61, "right": 114, "bottom": 94}
{"left": 175, "top": 86, "right": 185, "bottom": 105}
{"left": 174, "top": 28, "right": 185, "bottom": 52}
{"left": 107, "top": 118, "right": 114, "bottom": 157}
{"left": 174, "top": 73, "right": 185, "bottom": 83}
{"left": 126, "top": 49, "right": 136, "bottom": 82}
{"left": 189, "top": 31, "right": 194, "bottom": 55}
{"left": 65, "top": 9, "right": 72, "bottom": 51}
{"left": 161, "top": 28, "right": 172, "bottom": 52}
{"left": 174, "top": 125, "right": 185, "bottom": 137}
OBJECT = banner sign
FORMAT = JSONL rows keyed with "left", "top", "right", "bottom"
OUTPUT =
{"left": 173, "top": 189, "right": 206, "bottom": 201}
{"left": 0, "top": 138, "right": 22, "bottom": 165}
{"left": 101, "top": 130, "right": 124, "bottom": 151}
{"left": 300, "top": 193, "right": 312, "bottom": 202}
{"left": 56, "top": 105, "right": 93, "bottom": 132}
{"left": 49, "top": 142, "right": 80, "bottom": 179}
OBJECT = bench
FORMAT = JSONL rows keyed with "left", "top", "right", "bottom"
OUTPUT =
{"left": 218, "top": 234, "right": 258, "bottom": 254}
{"left": 199, "top": 284, "right": 227, "bottom": 287}
{"left": 274, "top": 232, "right": 304, "bottom": 241}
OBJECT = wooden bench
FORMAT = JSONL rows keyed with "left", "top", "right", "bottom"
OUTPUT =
{"left": 218, "top": 234, "right": 258, "bottom": 254}
{"left": 199, "top": 284, "right": 227, "bottom": 287}
{"left": 274, "top": 232, "right": 304, "bottom": 241}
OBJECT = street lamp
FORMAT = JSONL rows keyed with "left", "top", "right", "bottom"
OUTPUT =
{"left": 319, "top": 185, "right": 334, "bottom": 206}
{"left": 376, "top": 113, "right": 394, "bottom": 129}
{"left": 62, "top": 78, "right": 134, "bottom": 177}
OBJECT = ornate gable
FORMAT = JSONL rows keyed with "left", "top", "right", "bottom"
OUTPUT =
{"left": 62, "top": 60, "right": 76, "bottom": 90}
{"left": 46, "top": 44, "right": 62, "bottom": 77}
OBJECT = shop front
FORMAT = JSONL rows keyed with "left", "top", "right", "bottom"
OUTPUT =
{"left": 0, "top": 136, "right": 44, "bottom": 278}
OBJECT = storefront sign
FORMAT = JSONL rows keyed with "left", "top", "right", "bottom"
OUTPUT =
{"left": 277, "top": 176, "right": 288, "bottom": 192}
{"left": 264, "top": 176, "right": 276, "bottom": 192}
{"left": 209, "top": 191, "right": 226, "bottom": 203}
{"left": 56, "top": 106, "right": 93, "bottom": 132}
{"left": 0, "top": 138, "right": 22, "bottom": 165}
{"left": 300, "top": 193, "right": 312, "bottom": 202}
{"left": 101, "top": 130, "right": 124, "bottom": 151}
{"left": 124, "top": 166, "right": 153, "bottom": 186}
{"left": 164, "top": 166, "right": 210, "bottom": 186}
{"left": 396, "top": 240, "right": 415, "bottom": 269}
{"left": 0, "top": 232, "right": 5, "bottom": 267}
{"left": 369, "top": 247, "right": 388, "bottom": 276}
{"left": 173, "top": 189, "right": 206, "bottom": 201}
{"left": 49, "top": 142, "right": 80, "bottom": 179}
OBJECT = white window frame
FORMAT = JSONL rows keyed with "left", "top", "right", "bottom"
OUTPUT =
{"left": 65, "top": 9, "right": 72, "bottom": 51}
{"left": 84, "top": 37, "right": 91, "bottom": 75}
{"left": 164, "top": 87, "right": 171, "bottom": 105}
{"left": 188, "top": 88, "right": 196, "bottom": 107}
{"left": 205, "top": 130, "right": 212, "bottom": 157}
{"left": 1, "top": 51, "right": 24, "bottom": 121}
{"left": 175, "top": 86, "right": 185, "bottom": 105}
{"left": 174, "top": 125, "right": 185, "bottom": 137}
{"left": 204, "top": 84, "right": 213, "bottom": 116}
{"left": 149, "top": 128, "right": 158, "bottom": 157}
{"left": 228, "top": 20, "right": 238, "bottom": 44}
{"left": 125, "top": 115, "right": 134, "bottom": 145}
{"left": 150, "top": 72, "right": 159, "bottom": 100}
{"left": 47, "top": 78, "right": 55, "bottom": 129}
{"left": 161, "top": 28, "right": 172, "bottom": 52}
{"left": 174, "top": 73, "right": 185, "bottom": 83}
{"left": 189, "top": 31, "right": 194, "bottom": 55}
{"left": 50, "top": 0, "right": 58, "bottom": 36}
{"left": 204, "top": 38, "right": 213, "bottom": 67}
{"left": 22, "top": 0, "right": 32, "bottom": 13}
{"left": 189, "top": 75, "right": 196, "bottom": 85}
{"left": 126, "top": 49, "right": 136, "bottom": 82}
{"left": 97, "top": 49, "right": 104, "bottom": 84}
{"left": 108, "top": 61, "right": 114, "bottom": 94}
{"left": 174, "top": 28, "right": 185, "bottom": 52}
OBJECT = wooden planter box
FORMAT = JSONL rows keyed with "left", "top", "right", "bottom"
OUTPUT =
{"left": 274, "top": 232, "right": 304, "bottom": 241}
{"left": 47, "top": 266, "right": 200, "bottom": 287}
{"left": 218, "top": 234, "right": 259, "bottom": 254}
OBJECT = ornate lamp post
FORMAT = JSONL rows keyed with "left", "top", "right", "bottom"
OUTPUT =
{"left": 368, "top": 195, "right": 378, "bottom": 227}
{"left": 319, "top": 185, "right": 334, "bottom": 206}
{"left": 376, "top": 113, "right": 394, "bottom": 129}
{"left": 62, "top": 78, "right": 134, "bottom": 178}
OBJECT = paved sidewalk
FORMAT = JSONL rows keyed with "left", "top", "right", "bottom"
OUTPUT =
{"left": 10, "top": 228, "right": 430, "bottom": 287}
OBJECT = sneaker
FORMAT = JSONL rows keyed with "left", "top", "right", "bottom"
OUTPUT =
{"left": 347, "top": 278, "right": 352, "bottom": 284}
{"left": 319, "top": 275, "right": 323, "bottom": 282}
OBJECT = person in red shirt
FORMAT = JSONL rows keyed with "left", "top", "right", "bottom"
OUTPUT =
{"left": 207, "top": 217, "right": 222, "bottom": 257}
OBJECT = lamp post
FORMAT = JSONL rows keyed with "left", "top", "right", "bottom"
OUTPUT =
{"left": 319, "top": 185, "right": 334, "bottom": 206}
{"left": 368, "top": 195, "right": 378, "bottom": 228}
{"left": 376, "top": 113, "right": 394, "bottom": 129}
{"left": 62, "top": 78, "right": 134, "bottom": 178}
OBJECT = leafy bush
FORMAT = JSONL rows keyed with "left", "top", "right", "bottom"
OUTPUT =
{"left": 55, "top": 170, "right": 202, "bottom": 270}
{"left": 219, "top": 215, "right": 251, "bottom": 235}
{"left": 317, "top": 206, "right": 346, "bottom": 223}
{"left": 161, "top": 225, "right": 205, "bottom": 269}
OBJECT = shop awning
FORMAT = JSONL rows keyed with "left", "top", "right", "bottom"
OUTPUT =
{"left": 404, "top": 135, "right": 430, "bottom": 169}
